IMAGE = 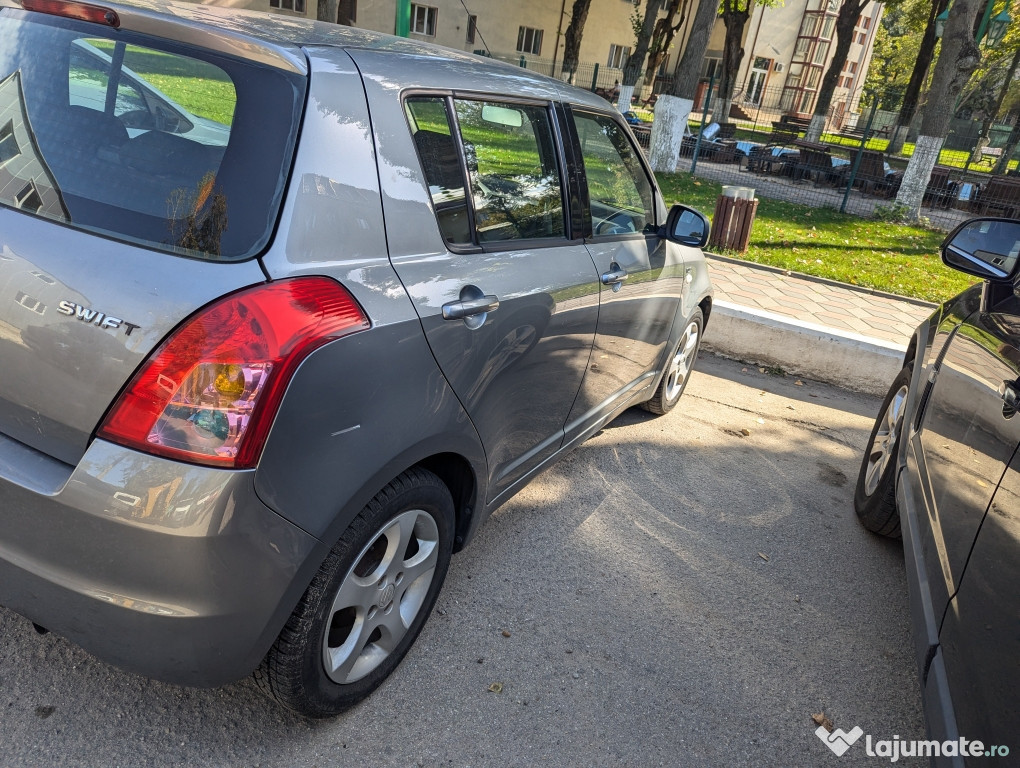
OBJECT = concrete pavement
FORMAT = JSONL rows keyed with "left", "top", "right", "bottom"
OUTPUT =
{"left": 702, "top": 253, "right": 936, "bottom": 396}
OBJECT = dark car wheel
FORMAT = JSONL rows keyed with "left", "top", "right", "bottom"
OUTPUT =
{"left": 642, "top": 308, "right": 704, "bottom": 415}
{"left": 854, "top": 364, "right": 911, "bottom": 538}
{"left": 255, "top": 467, "right": 454, "bottom": 718}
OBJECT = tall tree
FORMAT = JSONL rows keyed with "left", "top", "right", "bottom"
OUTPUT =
{"left": 562, "top": 0, "right": 593, "bottom": 82}
{"left": 959, "top": 10, "right": 1020, "bottom": 162}
{"left": 804, "top": 0, "right": 872, "bottom": 142}
{"left": 886, "top": 0, "right": 950, "bottom": 153}
{"left": 618, "top": 0, "right": 663, "bottom": 110}
{"left": 648, "top": 0, "right": 720, "bottom": 172}
{"left": 714, "top": 0, "right": 754, "bottom": 125}
{"left": 895, "top": 0, "right": 983, "bottom": 218}
{"left": 645, "top": 0, "right": 692, "bottom": 88}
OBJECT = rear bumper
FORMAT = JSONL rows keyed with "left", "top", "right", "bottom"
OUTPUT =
{"left": 0, "top": 434, "right": 324, "bottom": 687}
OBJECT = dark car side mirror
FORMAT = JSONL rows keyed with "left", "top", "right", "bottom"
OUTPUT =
{"left": 941, "top": 217, "right": 1020, "bottom": 282}
{"left": 663, "top": 204, "right": 710, "bottom": 248}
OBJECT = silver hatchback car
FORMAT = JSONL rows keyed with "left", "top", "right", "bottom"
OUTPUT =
{"left": 0, "top": 0, "right": 713, "bottom": 716}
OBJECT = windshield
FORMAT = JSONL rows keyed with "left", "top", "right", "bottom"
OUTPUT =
{"left": 0, "top": 9, "right": 305, "bottom": 260}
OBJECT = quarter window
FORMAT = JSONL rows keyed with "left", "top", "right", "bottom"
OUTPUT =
{"left": 411, "top": 4, "right": 438, "bottom": 36}
{"left": 517, "top": 26, "right": 543, "bottom": 55}
{"left": 571, "top": 111, "right": 654, "bottom": 237}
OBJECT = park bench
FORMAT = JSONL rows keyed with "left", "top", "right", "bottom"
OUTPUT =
{"left": 970, "top": 176, "right": 1020, "bottom": 218}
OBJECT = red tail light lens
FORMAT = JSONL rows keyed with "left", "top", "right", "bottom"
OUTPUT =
{"left": 98, "top": 278, "right": 369, "bottom": 469}
{"left": 22, "top": 0, "right": 120, "bottom": 26}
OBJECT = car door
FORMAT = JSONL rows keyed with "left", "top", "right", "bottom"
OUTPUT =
{"left": 906, "top": 304, "right": 1020, "bottom": 637}
{"left": 936, "top": 438, "right": 1020, "bottom": 754}
{"left": 563, "top": 108, "right": 685, "bottom": 435}
{"left": 386, "top": 94, "right": 600, "bottom": 504}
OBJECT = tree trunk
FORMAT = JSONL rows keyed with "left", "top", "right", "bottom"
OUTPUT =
{"left": 887, "top": 0, "right": 949, "bottom": 154}
{"left": 562, "top": 0, "right": 593, "bottom": 83}
{"left": 648, "top": 0, "right": 719, "bottom": 172}
{"left": 317, "top": 0, "right": 338, "bottom": 23}
{"left": 993, "top": 111, "right": 1020, "bottom": 175}
{"left": 718, "top": 1, "right": 751, "bottom": 128}
{"left": 805, "top": 0, "right": 869, "bottom": 143}
{"left": 338, "top": 0, "right": 356, "bottom": 25}
{"left": 622, "top": 0, "right": 661, "bottom": 89}
{"left": 895, "top": 0, "right": 982, "bottom": 218}
{"left": 968, "top": 44, "right": 1020, "bottom": 164}
{"left": 645, "top": 0, "right": 690, "bottom": 88}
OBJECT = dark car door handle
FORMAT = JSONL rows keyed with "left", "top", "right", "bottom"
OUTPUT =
{"left": 600, "top": 267, "right": 628, "bottom": 286}
{"left": 442, "top": 295, "right": 500, "bottom": 320}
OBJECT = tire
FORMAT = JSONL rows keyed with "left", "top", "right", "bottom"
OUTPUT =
{"left": 255, "top": 467, "right": 455, "bottom": 717}
{"left": 853, "top": 364, "right": 911, "bottom": 538}
{"left": 642, "top": 308, "right": 704, "bottom": 415}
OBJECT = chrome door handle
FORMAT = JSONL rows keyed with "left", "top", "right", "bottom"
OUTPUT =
{"left": 442, "top": 295, "right": 500, "bottom": 320}
{"left": 600, "top": 267, "right": 628, "bottom": 286}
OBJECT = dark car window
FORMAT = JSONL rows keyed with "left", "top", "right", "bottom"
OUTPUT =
{"left": 453, "top": 99, "right": 565, "bottom": 244}
{"left": 571, "top": 111, "right": 654, "bottom": 238}
{"left": 406, "top": 95, "right": 566, "bottom": 246}
{"left": 0, "top": 10, "right": 304, "bottom": 260}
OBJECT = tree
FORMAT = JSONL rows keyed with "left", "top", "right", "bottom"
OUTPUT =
{"left": 648, "top": 0, "right": 720, "bottom": 172}
{"left": 959, "top": 8, "right": 1020, "bottom": 162}
{"left": 714, "top": 0, "right": 754, "bottom": 126}
{"left": 562, "top": 0, "right": 593, "bottom": 82}
{"left": 895, "top": 0, "right": 983, "bottom": 218}
{"left": 885, "top": 0, "right": 951, "bottom": 153}
{"left": 804, "top": 0, "right": 873, "bottom": 142}
{"left": 618, "top": 0, "right": 662, "bottom": 110}
{"left": 645, "top": 0, "right": 693, "bottom": 88}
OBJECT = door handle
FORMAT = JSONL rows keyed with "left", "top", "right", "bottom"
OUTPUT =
{"left": 600, "top": 267, "right": 628, "bottom": 286}
{"left": 442, "top": 295, "right": 499, "bottom": 320}
{"left": 999, "top": 380, "right": 1019, "bottom": 412}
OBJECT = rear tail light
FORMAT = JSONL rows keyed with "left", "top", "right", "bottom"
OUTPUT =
{"left": 21, "top": 0, "right": 120, "bottom": 26}
{"left": 98, "top": 278, "right": 369, "bottom": 469}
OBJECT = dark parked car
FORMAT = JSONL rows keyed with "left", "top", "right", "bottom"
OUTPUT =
{"left": 854, "top": 217, "right": 1020, "bottom": 764}
{"left": 0, "top": 0, "right": 712, "bottom": 717}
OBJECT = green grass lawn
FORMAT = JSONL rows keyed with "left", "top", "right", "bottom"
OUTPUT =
{"left": 657, "top": 172, "right": 975, "bottom": 304}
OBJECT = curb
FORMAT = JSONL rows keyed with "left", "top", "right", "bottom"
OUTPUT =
{"left": 703, "top": 300, "right": 906, "bottom": 397}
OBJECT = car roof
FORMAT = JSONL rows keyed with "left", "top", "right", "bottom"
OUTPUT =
{"left": 2, "top": 0, "right": 610, "bottom": 110}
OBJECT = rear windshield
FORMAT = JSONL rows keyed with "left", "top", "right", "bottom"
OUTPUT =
{"left": 0, "top": 10, "right": 305, "bottom": 260}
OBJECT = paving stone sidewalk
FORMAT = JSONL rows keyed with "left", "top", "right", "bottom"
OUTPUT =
{"left": 706, "top": 253, "right": 935, "bottom": 346}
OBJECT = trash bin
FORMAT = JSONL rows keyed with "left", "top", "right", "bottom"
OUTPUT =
{"left": 708, "top": 186, "right": 758, "bottom": 252}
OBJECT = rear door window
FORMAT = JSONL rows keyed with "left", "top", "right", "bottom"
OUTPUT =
{"left": 0, "top": 10, "right": 304, "bottom": 260}
{"left": 406, "top": 95, "right": 566, "bottom": 247}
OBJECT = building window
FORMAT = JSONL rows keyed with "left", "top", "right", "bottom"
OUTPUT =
{"left": 15, "top": 181, "right": 42, "bottom": 213}
{"left": 411, "top": 4, "right": 438, "bottom": 36}
{"left": 607, "top": 44, "right": 631, "bottom": 69}
{"left": 0, "top": 120, "right": 18, "bottom": 167}
{"left": 466, "top": 14, "right": 477, "bottom": 44}
{"left": 517, "top": 26, "right": 543, "bottom": 55}
{"left": 268, "top": 0, "right": 306, "bottom": 12}
{"left": 856, "top": 31, "right": 867, "bottom": 44}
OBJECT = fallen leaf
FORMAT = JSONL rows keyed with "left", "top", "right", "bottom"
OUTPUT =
{"left": 488, "top": 682, "right": 504, "bottom": 693}
{"left": 758, "top": 552, "right": 770, "bottom": 562}
{"left": 740, "top": 428, "right": 751, "bottom": 436}
{"left": 812, "top": 712, "right": 833, "bottom": 732}
{"left": 795, "top": 380, "right": 804, "bottom": 386}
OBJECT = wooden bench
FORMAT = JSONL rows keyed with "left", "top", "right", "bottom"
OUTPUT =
{"left": 970, "top": 176, "right": 1020, "bottom": 218}
{"left": 837, "top": 123, "right": 890, "bottom": 144}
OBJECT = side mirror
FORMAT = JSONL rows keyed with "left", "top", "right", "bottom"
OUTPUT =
{"left": 941, "top": 217, "right": 1020, "bottom": 282}
{"left": 663, "top": 204, "right": 710, "bottom": 248}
